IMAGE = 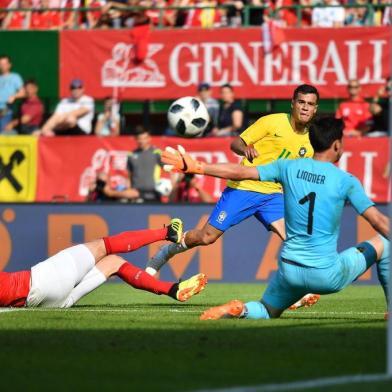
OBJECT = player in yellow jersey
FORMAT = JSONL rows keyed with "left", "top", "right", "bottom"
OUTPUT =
{"left": 146, "top": 84, "right": 319, "bottom": 307}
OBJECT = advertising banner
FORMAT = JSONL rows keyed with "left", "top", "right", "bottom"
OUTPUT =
{"left": 36, "top": 136, "right": 390, "bottom": 203}
{"left": 60, "top": 27, "right": 391, "bottom": 99}
{"left": 0, "top": 136, "right": 38, "bottom": 202}
{"left": 0, "top": 203, "right": 386, "bottom": 283}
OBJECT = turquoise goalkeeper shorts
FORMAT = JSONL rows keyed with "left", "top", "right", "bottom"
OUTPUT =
{"left": 262, "top": 243, "right": 375, "bottom": 310}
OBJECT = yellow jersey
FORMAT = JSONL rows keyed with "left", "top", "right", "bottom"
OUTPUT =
{"left": 227, "top": 113, "right": 314, "bottom": 194}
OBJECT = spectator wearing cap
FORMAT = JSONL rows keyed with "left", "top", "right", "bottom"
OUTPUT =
{"left": 211, "top": 83, "right": 244, "bottom": 137}
{"left": 4, "top": 79, "right": 44, "bottom": 135}
{"left": 40, "top": 79, "right": 94, "bottom": 136}
{"left": 335, "top": 79, "right": 373, "bottom": 137}
{"left": 0, "top": 54, "right": 24, "bottom": 134}
{"left": 197, "top": 82, "right": 219, "bottom": 135}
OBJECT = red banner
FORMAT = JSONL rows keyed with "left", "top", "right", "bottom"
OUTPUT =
{"left": 60, "top": 27, "right": 390, "bottom": 100}
{"left": 37, "top": 136, "right": 390, "bottom": 203}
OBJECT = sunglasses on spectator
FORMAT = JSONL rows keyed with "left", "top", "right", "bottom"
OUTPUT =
{"left": 348, "top": 85, "right": 360, "bottom": 89}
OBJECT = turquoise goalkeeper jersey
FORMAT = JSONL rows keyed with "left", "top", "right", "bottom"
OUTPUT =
{"left": 257, "top": 158, "right": 374, "bottom": 268}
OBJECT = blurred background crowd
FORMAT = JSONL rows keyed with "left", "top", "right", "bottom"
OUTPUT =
{"left": 0, "top": 52, "right": 390, "bottom": 139}
{"left": 0, "top": 0, "right": 391, "bottom": 30}
{"left": 1, "top": 50, "right": 390, "bottom": 204}
{"left": 0, "top": 0, "right": 390, "bottom": 205}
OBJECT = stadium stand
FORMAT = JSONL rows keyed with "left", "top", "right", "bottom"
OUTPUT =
{"left": 0, "top": 1, "right": 391, "bottom": 30}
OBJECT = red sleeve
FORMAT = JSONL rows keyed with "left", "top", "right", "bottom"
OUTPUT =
{"left": 51, "top": 12, "right": 61, "bottom": 28}
{"left": 335, "top": 103, "right": 343, "bottom": 119}
{"left": 0, "top": 271, "right": 31, "bottom": 308}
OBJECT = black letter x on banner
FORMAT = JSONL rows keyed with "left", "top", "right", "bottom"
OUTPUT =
{"left": 0, "top": 150, "right": 26, "bottom": 193}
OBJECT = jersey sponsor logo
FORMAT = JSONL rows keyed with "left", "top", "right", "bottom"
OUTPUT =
{"left": 217, "top": 210, "right": 227, "bottom": 224}
{"left": 298, "top": 147, "right": 307, "bottom": 157}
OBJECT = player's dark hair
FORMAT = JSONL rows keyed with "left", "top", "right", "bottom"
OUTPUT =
{"left": 25, "top": 78, "right": 37, "bottom": 86}
{"left": 220, "top": 83, "right": 233, "bottom": 91}
{"left": 293, "top": 84, "right": 319, "bottom": 102}
{"left": 309, "top": 117, "right": 344, "bottom": 152}
{"left": 0, "top": 54, "right": 11, "bottom": 62}
{"left": 134, "top": 125, "right": 150, "bottom": 136}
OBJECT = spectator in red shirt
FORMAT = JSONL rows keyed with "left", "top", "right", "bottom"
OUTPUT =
{"left": 4, "top": 79, "right": 44, "bottom": 135}
{"left": 335, "top": 79, "right": 373, "bottom": 137}
{"left": 31, "top": 0, "right": 62, "bottom": 30}
{"left": 2, "top": 0, "right": 32, "bottom": 29}
{"left": 85, "top": 0, "right": 105, "bottom": 29}
{"left": 142, "top": 0, "right": 176, "bottom": 27}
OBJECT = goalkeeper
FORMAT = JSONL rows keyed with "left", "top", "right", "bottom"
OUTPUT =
{"left": 161, "top": 117, "right": 389, "bottom": 320}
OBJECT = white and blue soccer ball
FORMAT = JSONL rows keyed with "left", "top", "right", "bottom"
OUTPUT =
{"left": 155, "top": 178, "right": 173, "bottom": 196}
{"left": 167, "top": 96, "right": 210, "bottom": 137}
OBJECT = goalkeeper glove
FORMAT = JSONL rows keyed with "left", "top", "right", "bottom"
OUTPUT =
{"left": 162, "top": 145, "right": 205, "bottom": 175}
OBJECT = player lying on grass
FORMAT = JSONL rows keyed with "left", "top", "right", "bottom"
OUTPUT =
{"left": 147, "top": 84, "right": 320, "bottom": 310}
{"left": 0, "top": 219, "right": 207, "bottom": 308}
{"left": 161, "top": 117, "right": 389, "bottom": 320}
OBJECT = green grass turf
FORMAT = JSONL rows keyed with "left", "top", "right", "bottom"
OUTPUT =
{"left": 0, "top": 283, "right": 390, "bottom": 391}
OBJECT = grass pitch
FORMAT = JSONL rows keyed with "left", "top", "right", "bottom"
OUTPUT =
{"left": 0, "top": 283, "right": 390, "bottom": 391}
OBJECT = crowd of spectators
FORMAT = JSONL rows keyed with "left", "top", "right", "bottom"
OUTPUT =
{"left": 0, "top": 0, "right": 390, "bottom": 30}
{"left": 1, "top": 50, "right": 390, "bottom": 205}
{"left": 1, "top": 52, "right": 390, "bottom": 139}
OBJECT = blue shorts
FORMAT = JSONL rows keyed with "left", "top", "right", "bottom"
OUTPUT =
{"left": 262, "top": 244, "right": 375, "bottom": 310}
{"left": 208, "top": 188, "right": 284, "bottom": 232}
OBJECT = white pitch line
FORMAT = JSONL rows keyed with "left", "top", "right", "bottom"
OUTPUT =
{"left": 286, "top": 310, "right": 386, "bottom": 316}
{"left": 0, "top": 308, "right": 184, "bottom": 313}
{"left": 0, "top": 308, "right": 385, "bottom": 316}
{"left": 0, "top": 308, "right": 20, "bottom": 313}
{"left": 0, "top": 308, "right": 197, "bottom": 314}
{"left": 193, "top": 373, "right": 392, "bottom": 392}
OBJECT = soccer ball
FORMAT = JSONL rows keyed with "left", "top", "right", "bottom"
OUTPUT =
{"left": 167, "top": 96, "right": 210, "bottom": 137}
{"left": 155, "top": 178, "right": 173, "bottom": 196}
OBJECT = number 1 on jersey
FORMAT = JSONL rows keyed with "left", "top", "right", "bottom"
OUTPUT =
{"left": 299, "top": 192, "right": 316, "bottom": 235}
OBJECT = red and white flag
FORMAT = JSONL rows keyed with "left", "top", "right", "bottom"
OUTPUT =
{"left": 261, "top": 19, "right": 285, "bottom": 53}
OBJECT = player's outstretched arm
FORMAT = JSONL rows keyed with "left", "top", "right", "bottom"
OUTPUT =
{"left": 204, "top": 163, "right": 259, "bottom": 181}
{"left": 162, "top": 145, "right": 259, "bottom": 181}
{"left": 231, "top": 137, "right": 259, "bottom": 163}
{"left": 362, "top": 206, "right": 390, "bottom": 239}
